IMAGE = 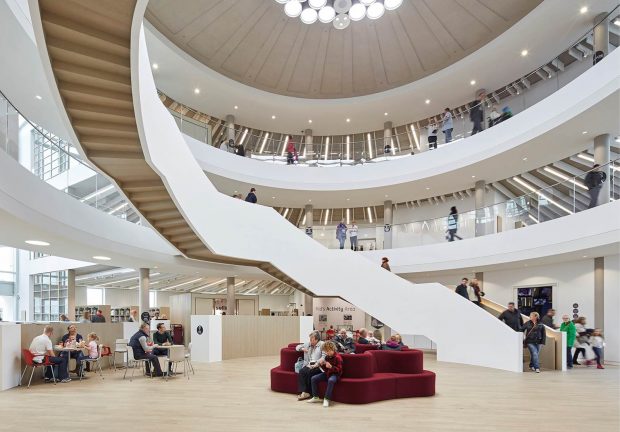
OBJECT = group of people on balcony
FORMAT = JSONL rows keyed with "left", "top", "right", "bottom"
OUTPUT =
{"left": 335, "top": 219, "right": 359, "bottom": 250}
{"left": 219, "top": 138, "right": 246, "bottom": 157}
{"left": 295, "top": 329, "right": 404, "bottom": 406}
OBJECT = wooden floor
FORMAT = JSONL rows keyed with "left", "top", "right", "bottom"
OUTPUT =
{"left": 1, "top": 354, "right": 618, "bottom": 432}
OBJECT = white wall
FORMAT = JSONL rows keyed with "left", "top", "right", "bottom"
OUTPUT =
{"left": 483, "top": 259, "right": 595, "bottom": 324}
{"left": 75, "top": 286, "right": 171, "bottom": 308}
{"left": 257, "top": 294, "right": 292, "bottom": 313}
{"left": 604, "top": 254, "right": 620, "bottom": 363}
{"left": 0, "top": 296, "right": 14, "bottom": 322}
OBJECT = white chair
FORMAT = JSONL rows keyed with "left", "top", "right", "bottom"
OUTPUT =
{"left": 184, "top": 342, "right": 195, "bottom": 375}
{"left": 123, "top": 346, "right": 152, "bottom": 381}
{"left": 165, "top": 345, "right": 188, "bottom": 381}
{"left": 112, "top": 339, "right": 128, "bottom": 371}
{"left": 79, "top": 344, "right": 104, "bottom": 381}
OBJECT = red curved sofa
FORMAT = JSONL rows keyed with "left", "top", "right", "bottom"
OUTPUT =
{"left": 271, "top": 343, "right": 435, "bottom": 404}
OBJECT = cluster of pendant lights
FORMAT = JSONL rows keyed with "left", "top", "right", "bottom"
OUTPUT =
{"left": 276, "top": 0, "right": 403, "bottom": 29}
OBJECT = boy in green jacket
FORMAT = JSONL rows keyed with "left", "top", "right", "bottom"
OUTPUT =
{"left": 560, "top": 315, "right": 576, "bottom": 369}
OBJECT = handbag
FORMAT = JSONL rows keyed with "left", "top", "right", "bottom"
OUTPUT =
{"left": 294, "top": 357, "right": 304, "bottom": 374}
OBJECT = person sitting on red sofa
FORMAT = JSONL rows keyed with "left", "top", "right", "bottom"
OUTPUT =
{"left": 357, "top": 328, "right": 370, "bottom": 344}
{"left": 307, "top": 341, "right": 343, "bottom": 407}
{"left": 382, "top": 334, "right": 404, "bottom": 351}
{"left": 296, "top": 331, "right": 325, "bottom": 401}
{"left": 333, "top": 329, "right": 355, "bottom": 354}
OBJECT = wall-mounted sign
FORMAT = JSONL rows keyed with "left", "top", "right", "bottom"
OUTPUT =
{"left": 371, "top": 317, "right": 384, "bottom": 329}
{"left": 384, "top": 224, "right": 391, "bottom": 233}
{"left": 141, "top": 311, "right": 150, "bottom": 323}
{"left": 305, "top": 227, "right": 313, "bottom": 236}
{"left": 196, "top": 325, "right": 203, "bottom": 335}
{"left": 572, "top": 303, "right": 579, "bottom": 308}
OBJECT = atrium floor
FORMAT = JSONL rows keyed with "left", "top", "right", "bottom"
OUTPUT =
{"left": 1, "top": 353, "right": 617, "bottom": 431}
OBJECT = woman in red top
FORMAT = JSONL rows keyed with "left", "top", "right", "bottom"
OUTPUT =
{"left": 286, "top": 139, "right": 298, "bottom": 165}
{"left": 307, "top": 341, "right": 343, "bottom": 407}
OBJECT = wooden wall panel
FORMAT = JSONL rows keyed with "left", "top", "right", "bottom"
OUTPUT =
{"left": 221, "top": 316, "right": 300, "bottom": 360}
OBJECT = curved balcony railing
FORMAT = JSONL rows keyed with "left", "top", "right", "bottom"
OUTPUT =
{"left": 162, "top": 5, "right": 618, "bottom": 166}
{"left": 307, "top": 158, "right": 619, "bottom": 249}
{"left": 0, "top": 91, "right": 140, "bottom": 224}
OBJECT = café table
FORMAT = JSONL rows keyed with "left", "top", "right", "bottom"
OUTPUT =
{"left": 151, "top": 344, "right": 184, "bottom": 378}
{"left": 53, "top": 345, "right": 85, "bottom": 378}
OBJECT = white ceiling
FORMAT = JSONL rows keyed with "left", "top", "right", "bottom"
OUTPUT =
{"left": 145, "top": 0, "right": 541, "bottom": 99}
{"left": 146, "top": 0, "right": 618, "bottom": 135}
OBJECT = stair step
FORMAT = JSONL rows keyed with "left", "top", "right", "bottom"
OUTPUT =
{"left": 42, "top": 12, "right": 130, "bottom": 58}
{"left": 147, "top": 209, "right": 182, "bottom": 221}
{"left": 169, "top": 232, "right": 199, "bottom": 243}
{"left": 60, "top": 81, "right": 133, "bottom": 110}
{"left": 67, "top": 101, "right": 134, "bottom": 125}
{"left": 47, "top": 36, "right": 130, "bottom": 75}
{"left": 176, "top": 239, "right": 205, "bottom": 250}
{"left": 139, "top": 200, "right": 177, "bottom": 213}
{"left": 55, "top": 61, "right": 131, "bottom": 94}
{"left": 129, "top": 190, "right": 172, "bottom": 203}
{"left": 73, "top": 119, "right": 138, "bottom": 138}
{"left": 155, "top": 218, "right": 187, "bottom": 229}
{"left": 80, "top": 135, "right": 141, "bottom": 153}
{"left": 88, "top": 149, "right": 143, "bottom": 160}
{"left": 161, "top": 226, "right": 193, "bottom": 237}
{"left": 121, "top": 180, "right": 165, "bottom": 192}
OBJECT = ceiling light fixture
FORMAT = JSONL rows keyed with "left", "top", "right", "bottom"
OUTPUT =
{"left": 35, "top": 95, "right": 42, "bottom": 100}
{"left": 271, "top": 115, "right": 276, "bottom": 119}
{"left": 521, "top": 49, "right": 528, "bottom": 57}
{"left": 425, "top": 99, "right": 430, "bottom": 104}
{"left": 470, "top": 80, "right": 476, "bottom": 86}
{"left": 194, "top": 88, "right": 200, "bottom": 94}
{"left": 580, "top": 6, "right": 588, "bottom": 14}
{"left": 308, "top": 119, "right": 313, "bottom": 123}
{"left": 346, "top": 118, "right": 351, "bottom": 122}
{"left": 234, "top": 105, "right": 238, "bottom": 110}
{"left": 93, "top": 256, "right": 111, "bottom": 261}
{"left": 25, "top": 240, "right": 50, "bottom": 246}
{"left": 614, "top": 18, "right": 620, "bottom": 26}
{"left": 384, "top": 112, "right": 388, "bottom": 116}
{"left": 582, "top": 131, "right": 588, "bottom": 134}
{"left": 152, "top": 63, "right": 158, "bottom": 70}
{"left": 278, "top": 0, "right": 401, "bottom": 29}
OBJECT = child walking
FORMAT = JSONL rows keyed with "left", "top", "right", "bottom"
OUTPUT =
{"left": 591, "top": 329, "right": 605, "bottom": 369}
{"left": 307, "top": 341, "right": 343, "bottom": 407}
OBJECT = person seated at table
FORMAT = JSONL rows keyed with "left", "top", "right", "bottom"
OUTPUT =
{"left": 152, "top": 323, "right": 174, "bottom": 374}
{"left": 80, "top": 311, "right": 91, "bottom": 323}
{"left": 91, "top": 309, "right": 106, "bottom": 323}
{"left": 128, "top": 323, "right": 163, "bottom": 377}
{"left": 77, "top": 332, "right": 99, "bottom": 376}
{"left": 29, "top": 325, "right": 71, "bottom": 383}
{"left": 60, "top": 324, "right": 85, "bottom": 372}
{"left": 59, "top": 314, "right": 70, "bottom": 322}
{"left": 333, "top": 328, "right": 355, "bottom": 354}
{"left": 295, "top": 331, "right": 325, "bottom": 401}
{"left": 357, "top": 328, "right": 370, "bottom": 344}
{"left": 381, "top": 335, "right": 404, "bottom": 351}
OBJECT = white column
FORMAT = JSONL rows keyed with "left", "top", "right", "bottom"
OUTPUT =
{"left": 67, "top": 269, "right": 76, "bottom": 320}
{"left": 304, "top": 204, "right": 314, "bottom": 237}
{"left": 593, "top": 13, "right": 609, "bottom": 64}
{"left": 303, "top": 293, "right": 313, "bottom": 316}
{"left": 139, "top": 268, "right": 150, "bottom": 318}
{"left": 383, "top": 121, "right": 393, "bottom": 154}
{"left": 475, "top": 180, "right": 486, "bottom": 237}
{"left": 225, "top": 114, "right": 235, "bottom": 141}
{"left": 304, "top": 129, "right": 313, "bottom": 160}
{"left": 383, "top": 200, "right": 393, "bottom": 249}
{"left": 227, "top": 276, "right": 236, "bottom": 315}
{"left": 594, "top": 134, "right": 611, "bottom": 205}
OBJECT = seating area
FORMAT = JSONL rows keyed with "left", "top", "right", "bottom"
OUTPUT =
{"left": 270, "top": 343, "right": 436, "bottom": 404}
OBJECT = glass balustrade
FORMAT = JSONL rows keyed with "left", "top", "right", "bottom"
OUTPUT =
{"left": 0, "top": 91, "right": 140, "bottom": 224}
{"left": 165, "top": 6, "right": 618, "bottom": 167}
{"left": 308, "top": 158, "right": 619, "bottom": 250}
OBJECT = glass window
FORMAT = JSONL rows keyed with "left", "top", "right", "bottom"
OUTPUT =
{"left": 87, "top": 288, "right": 104, "bottom": 305}
{"left": 0, "top": 247, "right": 16, "bottom": 272}
{"left": 31, "top": 270, "right": 67, "bottom": 321}
{"left": 149, "top": 291, "right": 156, "bottom": 307}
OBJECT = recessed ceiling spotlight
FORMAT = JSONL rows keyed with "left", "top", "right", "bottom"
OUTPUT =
{"left": 523, "top": 157, "right": 528, "bottom": 161}
{"left": 426, "top": 187, "right": 430, "bottom": 190}
{"left": 582, "top": 255, "right": 588, "bottom": 258}
{"left": 272, "top": 196, "right": 276, "bottom": 199}
{"left": 582, "top": 131, "right": 588, "bottom": 134}
{"left": 25, "top": 240, "right": 50, "bottom": 246}
{"left": 194, "top": 88, "right": 200, "bottom": 94}
{"left": 152, "top": 63, "right": 159, "bottom": 70}
{"left": 346, "top": 118, "right": 351, "bottom": 122}
{"left": 521, "top": 49, "right": 528, "bottom": 57}
{"left": 234, "top": 105, "right": 238, "bottom": 110}
{"left": 580, "top": 6, "right": 588, "bottom": 14}
{"left": 614, "top": 18, "right": 620, "bottom": 26}
{"left": 308, "top": 119, "right": 313, "bottom": 124}
{"left": 93, "top": 256, "right": 111, "bottom": 261}
{"left": 385, "top": 194, "right": 389, "bottom": 198}
{"left": 308, "top": 199, "right": 312, "bottom": 202}
{"left": 471, "top": 175, "right": 476, "bottom": 178}
{"left": 271, "top": 115, "right": 276, "bottom": 119}
{"left": 35, "top": 95, "right": 42, "bottom": 100}
{"left": 346, "top": 198, "right": 350, "bottom": 201}
{"left": 470, "top": 80, "right": 476, "bottom": 86}
{"left": 384, "top": 112, "right": 388, "bottom": 116}
{"left": 425, "top": 99, "right": 430, "bottom": 104}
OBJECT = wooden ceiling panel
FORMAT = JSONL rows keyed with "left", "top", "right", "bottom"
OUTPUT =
{"left": 146, "top": 0, "right": 542, "bottom": 98}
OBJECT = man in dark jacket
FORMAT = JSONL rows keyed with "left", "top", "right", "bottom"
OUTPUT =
{"left": 469, "top": 92, "right": 485, "bottom": 135}
{"left": 245, "top": 187, "right": 257, "bottom": 203}
{"left": 90, "top": 309, "right": 106, "bottom": 323}
{"left": 129, "top": 323, "right": 163, "bottom": 377}
{"left": 333, "top": 329, "right": 355, "bottom": 354}
{"left": 455, "top": 278, "right": 469, "bottom": 300}
{"left": 497, "top": 302, "right": 523, "bottom": 331}
{"left": 541, "top": 309, "right": 557, "bottom": 329}
{"left": 584, "top": 164, "right": 607, "bottom": 208}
